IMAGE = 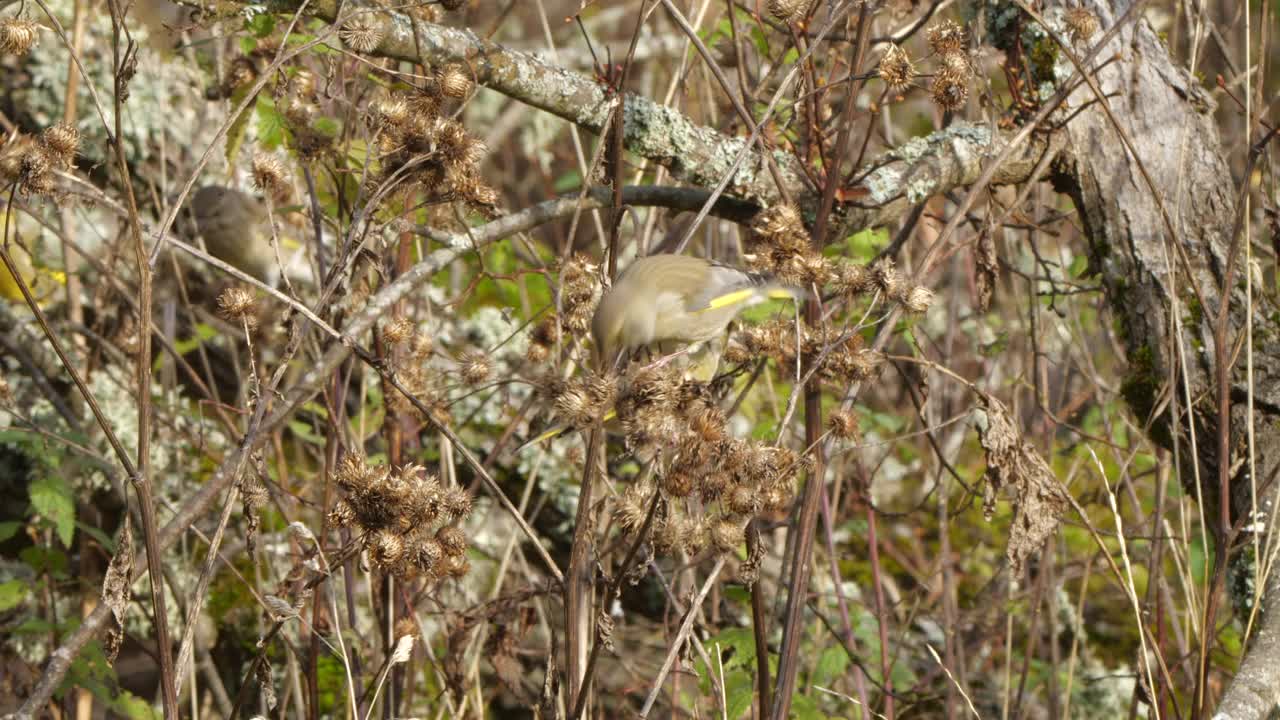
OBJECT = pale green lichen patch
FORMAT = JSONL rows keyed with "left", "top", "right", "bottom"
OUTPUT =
{"left": 861, "top": 122, "right": 996, "bottom": 205}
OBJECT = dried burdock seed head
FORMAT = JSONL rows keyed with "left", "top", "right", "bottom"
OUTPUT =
{"left": 617, "top": 480, "right": 655, "bottom": 530}
{"left": 727, "top": 486, "right": 758, "bottom": 516}
{"left": 870, "top": 257, "right": 906, "bottom": 299}
{"left": 903, "top": 286, "right": 934, "bottom": 313}
{"left": 878, "top": 44, "right": 915, "bottom": 91}
{"left": 382, "top": 316, "right": 415, "bottom": 345}
{"left": 369, "top": 530, "right": 405, "bottom": 567}
{"left": 328, "top": 499, "right": 356, "bottom": 527}
{"left": 930, "top": 58, "right": 971, "bottom": 112}
{"left": 0, "top": 17, "right": 39, "bottom": 56}
{"left": 251, "top": 152, "right": 290, "bottom": 198}
{"left": 437, "top": 64, "right": 473, "bottom": 99}
{"left": 340, "top": 16, "right": 384, "bottom": 53}
{"left": 710, "top": 515, "right": 745, "bottom": 553}
{"left": 554, "top": 384, "right": 594, "bottom": 429}
{"left": 441, "top": 485, "right": 473, "bottom": 521}
{"left": 437, "top": 526, "right": 467, "bottom": 556}
{"left": 40, "top": 122, "right": 79, "bottom": 168}
{"left": 336, "top": 453, "right": 376, "bottom": 493}
{"left": 414, "top": 538, "right": 444, "bottom": 573}
{"left": 217, "top": 286, "right": 259, "bottom": 328}
{"left": 752, "top": 204, "right": 805, "bottom": 240}
{"left": 371, "top": 95, "right": 412, "bottom": 132}
{"left": 661, "top": 468, "right": 696, "bottom": 498}
{"left": 927, "top": 19, "right": 966, "bottom": 56}
{"left": 531, "top": 315, "right": 561, "bottom": 347}
{"left": 16, "top": 146, "right": 55, "bottom": 196}
{"left": 467, "top": 182, "right": 499, "bottom": 209}
{"left": 403, "top": 333, "right": 432, "bottom": 361}
{"left": 699, "top": 471, "right": 730, "bottom": 502}
{"left": 768, "top": 0, "right": 809, "bottom": 23}
{"left": 827, "top": 408, "right": 859, "bottom": 440}
{"left": 443, "top": 553, "right": 471, "bottom": 578}
{"left": 761, "top": 481, "right": 793, "bottom": 514}
{"left": 458, "top": 351, "right": 492, "bottom": 385}
{"left": 833, "top": 261, "right": 873, "bottom": 296}
{"left": 525, "top": 342, "right": 550, "bottom": 363}
{"left": 1066, "top": 7, "right": 1099, "bottom": 43}
{"left": 689, "top": 406, "right": 727, "bottom": 444}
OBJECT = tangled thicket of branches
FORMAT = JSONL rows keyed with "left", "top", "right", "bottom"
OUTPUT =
{"left": 0, "top": 0, "right": 1276, "bottom": 718}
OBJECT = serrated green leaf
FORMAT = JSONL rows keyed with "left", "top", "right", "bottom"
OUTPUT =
{"left": 245, "top": 12, "right": 276, "bottom": 38}
{"left": 723, "top": 669, "right": 754, "bottom": 719}
{"left": 29, "top": 476, "right": 75, "bottom": 547}
{"left": 256, "top": 95, "right": 287, "bottom": 150}
{"left": 0, "top": 580, "right": 29, "bottom": 611}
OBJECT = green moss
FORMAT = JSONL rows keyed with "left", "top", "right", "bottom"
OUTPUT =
{"left": 1119, "top": 344, "right": 1173, "bottom": 447}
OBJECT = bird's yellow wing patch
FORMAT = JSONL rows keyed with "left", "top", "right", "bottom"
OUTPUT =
{"left": 698, "top": 288, "right": 757, "bottom": 311}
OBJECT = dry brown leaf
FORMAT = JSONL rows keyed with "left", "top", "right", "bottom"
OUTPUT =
{"left": 974, "top": 394, "right": 1068, "bottom": 577}
{"left": 101, "top": 515, "right": 134, "bottom": 664}
{"left": 974, "top": 228, "right": 997, "bottom": 312}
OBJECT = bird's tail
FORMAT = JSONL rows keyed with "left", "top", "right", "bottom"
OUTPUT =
{"left": 516, "top": 408, "right": 618, "bottom": 453}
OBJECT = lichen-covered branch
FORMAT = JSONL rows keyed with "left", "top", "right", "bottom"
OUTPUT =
{"left": 261, "top": 0, "right": 1060, "bottom": 237}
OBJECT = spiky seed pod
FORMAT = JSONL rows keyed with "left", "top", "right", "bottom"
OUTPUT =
{"left": 467, "top": 182, "right": 499, "bottom": 208}
{"left": 328, "top": 499, "right": 356, "bottom": 527}
{"left": 409, "top": 333, "right": 434, "bottom": 360}
{"left": 689, "top": 406, "right": 726, "bottom": 444}
{"left": 16, "top": 146, "right": 54, "bottom": 196}
{"left": 0, "top": 17, "right": 39, "bottom": 56}
{"left": 371, "top": 95, "right": 411, "bottom": 133}
{"left": 870, "top": 257, "right": 906, "bottom": 299}
{"left": 617, "top": 481, "right": 655, "bottom": 530}
{"left": 927, "top": 20, "right": 966, "bottom": 56}
{"left": 369, "top": 530, "right": 405, "bottom": 567}
{"left": 437, "top": 64, "right": 473, "bottom": 99}
{"left": 437, "top": 526, "right": 467, "bottom": 556}
{"left": 767, "top": 0, "right": 809, "bottom": 24}
{"left": 878, "top": 44, "right": 915, "bottom": 91}
{"left": 930, "top": 57, "right": 971, "bottom": 112}
{"left": 1066, "top": 7, "right": 1099, "bottom": 43}
{"left": 727, "top": 486, "right": 758, "bottom": 516}
{"left": 752, "top": 204, "right": 805, "bottom": 240}
{"left": 835, "top": 262, "right": 872, "bottom": 296}
{"left": 443, "top": 553, "right": 471, "bottom": 578}
{"left": 761, "top": 481, "right": 793, "bottom": 514}
{"left": 699, "top": 472, "right": 730, "bottom": 502}
{"left": 525, "top": 342, "right": 550, "bottom": 363}
{"left": 382, "top": 317, "right": 415, "bottom": 345}
{"left": 217, "top": 286, "right": 259, "bottom": 328}
{"left": 710, "top": 515, "right": 745, "bottom": 553}
{"left": 661, "top": 469, "right": 696, "bottom": 498}
{"left": 903, "top": 286, "right": 934, "bottom": 313}
{"left": 441, "top": 486, "right": 473, "bottom": 521}
{"left": 39, "top": 122, "right": 79, "bottom": 168}
{"left": 827, "top": 409, "right": 860, "bottom": 440}
{"left": 414, "top": 538, "right": 444, "bottom": 573}
{"left": 251, "top": 152, "right": 290, "bottom": 197}
{"left": 340, "top": 16, "right": 383, "bottom": 53}
{"left": 652, "top": 516, "right": 684, "bottom": 555}
{"left": 553, "top": 385, "right": 594, "bottom": 429}
{"left": 458, "top": 351, "right": 492, "bottom": 385}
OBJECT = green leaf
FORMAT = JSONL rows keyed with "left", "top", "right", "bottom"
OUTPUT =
{"left": 111, "top": 691, "right": 162, "bottom": 720}
{"left": 76, "top": 521, "right": 116, "bottom": 553}
{"left": 842, "top": 227, "right": 889, "bottom": 260}
{"left": 553, "top": 169, "right": 582, "bottom": 193}
{"left": 0, "top": 579, "right": 29, "bottom": 612}
{"left": 0, "top": 520, "right": 22, "bottom": 542}
{"left": 29, "top": 475, "right": 75, "bottom": 547}
{"left": 245, "top": 11, "right": 276, "bottom": 38}
{"left": 173, "top": 323, "right": 218, "bottom": 355}
{"left": 810, "top": 646, "right": 849, "bottom": 687}
{"left": 255, "top": 95, "right": 288, "bottom": 150}
{"left": 20, "top": 544, "right": 68, "bottom": 575}
{"left": 723, "top": 669, "right": 755, "bottom": 719}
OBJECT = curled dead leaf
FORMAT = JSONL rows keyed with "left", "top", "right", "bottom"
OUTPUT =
{"left": 101, "top": 516, "right": 134, "bottom": 664}
{"left": 973, "top": 394, "right": 1068, "bottom": 577}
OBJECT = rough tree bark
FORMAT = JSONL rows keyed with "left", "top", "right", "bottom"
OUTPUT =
{"left": 1043, "top": 0, "right": 1277, "bottom": 715}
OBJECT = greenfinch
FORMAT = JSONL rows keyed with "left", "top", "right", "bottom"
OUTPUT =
{"left": 189, "top": 185, "right": 311, "bottom": 288}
